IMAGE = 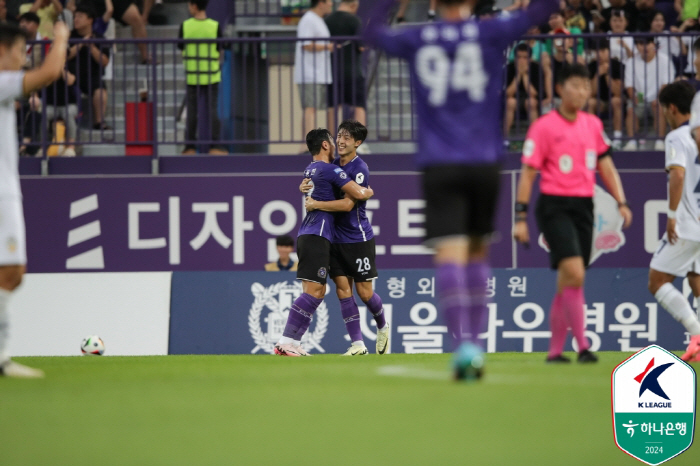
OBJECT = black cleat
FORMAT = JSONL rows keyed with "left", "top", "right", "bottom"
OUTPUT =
{"left": 546, "top": 354, "right": 571, "bottom": 363}
{"left": 577, "top": 349, "right": 598, "bottom": 363}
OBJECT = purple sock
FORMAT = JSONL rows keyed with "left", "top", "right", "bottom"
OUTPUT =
{"left": 340, "top": 297, "right": 363, "bottom": 343}
{"left": 364, "top": 293, "right": 387, "bottom": 330}
{"left": 282, "top": 293, "right": 322, "bottom": 340}
{"left": 466, "top": 262, "right": 490, "bottom": 347}
{"left": 436, "top": 263, "right": 468, "bottom": 351}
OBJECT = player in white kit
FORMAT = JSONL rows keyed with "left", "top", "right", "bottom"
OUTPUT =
{"left": 648, "top": 81, "right": 700, "bottom": 363}
{"left": 0, "top": 21, "right": 70, "bottom": 377}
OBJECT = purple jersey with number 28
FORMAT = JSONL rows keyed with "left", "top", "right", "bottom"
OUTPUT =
{"left": 364, "top": 0, "right": 558, "bottom": 168}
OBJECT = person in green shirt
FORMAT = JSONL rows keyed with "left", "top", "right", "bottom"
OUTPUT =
{"left": 178, "top": 0, "right": 227, "bottom": 155}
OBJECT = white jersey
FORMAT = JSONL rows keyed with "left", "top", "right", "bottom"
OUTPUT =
{"left": 690, "top": 91, "right": 700, "bottom": 133}
{"left": 665, "top": 123, "right": 700, "bottom": 242}
{"left": 0, "top": 71, "right": 24, "bottom": 200}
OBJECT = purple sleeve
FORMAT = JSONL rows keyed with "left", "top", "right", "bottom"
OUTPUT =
{"left": 484, "top": 0, "right": 560, "bottom": 48}
{"left": 363, "top": 0, "right": 416, "bottom": 59}
{"left": 330, "top": 167, "right": 352, "bottom": 189}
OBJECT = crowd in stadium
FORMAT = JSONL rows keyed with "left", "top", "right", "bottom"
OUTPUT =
{"left": 1, "top": 0, "right": 700, "bottom": 155}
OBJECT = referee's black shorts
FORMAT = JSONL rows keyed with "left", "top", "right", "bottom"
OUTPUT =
{"left": 535, "top": 194, "right": 594, "bottom": 269}
{"left": 422, "top": 163, "right": 500, "bottom": 244}
{"left": 296, "top": 234, "right": 331, "bottom": 285}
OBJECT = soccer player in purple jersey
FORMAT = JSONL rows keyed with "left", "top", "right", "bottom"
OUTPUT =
{"left": 304, "top": 120, "right": 390, "bottom": 356}
{"left": 365, "top": 0, "right": 559, "bottom": 380}
{"left": 274, "top": 128, "right": 374, "bottom": 357}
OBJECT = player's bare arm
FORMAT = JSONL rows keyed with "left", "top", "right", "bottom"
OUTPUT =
{"left": 23, "top": 22, "right": 68, "bottom": 95}
{"left": 305, "top": 194, "right": 355, "bottom": 213}
{"left": 597, "top": 156, "right": 632, "bottom": 228}
{"left": 341, "top": 181, "right": 373, "bottom": 201}
{"left": 300, "top": 178, "right": 312, "bottom": 193}
{"left": 665, "top": 166, "right": 684, "bottom": 244}
{"left": 513, "top": 163, "right": 539, "bottom": 245}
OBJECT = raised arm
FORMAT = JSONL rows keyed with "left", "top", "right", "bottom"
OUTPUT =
{"left": 23, "top": 22, "right": 69, "bottom": 95}
{"left": 364, "top": 0, "right": 415, "bottom": 59}
{"left": 597, "top": 156, "right": 632, "bottom": 228}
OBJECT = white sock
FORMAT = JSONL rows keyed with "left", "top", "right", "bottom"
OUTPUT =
{"left": 655, "top": 283, "right": 700, "bottom": 335}
{"left": 0, "top": 288, "right": 11, "bottom": 364}
{"left": 614, "top": 130, "right": 622, "bottom": 138}
{"left": 352, "top": 340, "right": 366, "bottom": 347}
{"left": 293, "top": 339, "right": 302, "bottom": 346}
{"left": 278, "top": 336, "right": 294, "bottom": 345}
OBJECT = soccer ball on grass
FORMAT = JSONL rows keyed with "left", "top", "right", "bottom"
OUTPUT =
{"left": 81, "top": 336, "right": 105, "bottom": 355}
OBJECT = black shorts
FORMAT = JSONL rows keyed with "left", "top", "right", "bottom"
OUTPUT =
{"left": 535, "top": 194, "right": 594, "bottom": 269}
{"left": 330, "top": 238, "right": 378, "bottom": 282}
{"left": 296, "top": 234, "right": 331, "bottom": 285}
{"left": 327, "top": 77, "right": 366, "bottom": 108}
{"left": 113, "top": 0, "right": 135, "bottom": 24}
{"left": 422, "top": 163, "right": 500, "bottom": 243}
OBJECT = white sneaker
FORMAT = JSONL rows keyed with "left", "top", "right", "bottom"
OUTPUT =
{"left": 376, "top": 324, "right": 390, "bottom": 354}
{"left": 356, "top": 143, "right": 371, "bottom": 155}
{"left": 622, "top": 139, "right": 638, "bottom": 151}
{"left": 611, "top": 139, "right": 622, "bottom": 150}
{"left": 342, "top": 342, "right": 369, "bottom": 356}
{"left": 654, "top": 140, "right": 665, "bottom": 151}
{"left": 294, "top": 345, "right": 311, "bottom": 356}
{"left": 61, "top": 147, "right": 76, "bottom": 157}
{"left": 0, "top": 360, "right": 45, "bottom": 378}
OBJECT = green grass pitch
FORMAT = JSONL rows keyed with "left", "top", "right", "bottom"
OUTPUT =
{"left": 1, "top": 352, "right": 697, "bottom": 466}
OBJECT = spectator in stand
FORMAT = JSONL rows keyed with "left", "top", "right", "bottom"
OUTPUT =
{"left": 542, "top": 28, "right": 578, "bottom": 110}
{"left": 621, "top": 37, "right": 672, "bottom": 150}
{"left": 649, "top": 10, "right": 682, "bottom": 73}
{"left": 599, "top": 0, "right": 638, "bottom": 31}
{"left": 672, "top": 13, "right": 700, "bottom": 78}
{"left": 587, "top": 39, "right": 624, "bottom": 146}
{"left": 634, "top": 0, "right": 657, "bottom": 31}
{"left": 508, "top": 25, "right": 545, "bottom": 63}
{"left": 504, "top": 43, "right": 542, "bottom": 141}
{"left": 74, "top": 0, "right": 151, "bottom": 63}
{"left": 19, "top": 12, "right": 43, "bottom": 66}
{"left": 294, "top": 0, "right": 333, "bottom": 152}
{"left": 544, "top": 10, "right": 585, "bottom": 60}
{"left": 264, "top": 235, "right": 298, "bottom": 272}
{"left": 608, "top": 9, "right": 634, "bottom": 61}
{"left": 178, "top": 0, "right": 227, "bottom": 155}
{"left": 66, "top": 3, "right": 111, "bottom": 130}
{"left": 34, "top": 68, "right": 78, "bottom": 155}
{"left": 325, "top": 0, "right": 370, "bottom": 153}
{"left": 685, "top": 38, "right": 700, "bottom": 90}
{"left": 564, "top": 1, "right": 587, "bottom": 31}
{"left": 18, "top": 0, "right": 62, "bottom": 37}
{"left": 395, "top": 0, "right": 438, "bottom": 22}
{"left": 676, "top": 0, "right": 700, "bottom": 22}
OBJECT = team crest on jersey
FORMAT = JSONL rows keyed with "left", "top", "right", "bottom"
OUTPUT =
{"left": 248, "top": 281, "right": 328, "bottom": 354}
{"left": 538, "top": 185, "right": 626, "bottom": 264}
{"left": 559, "top": 154, "right": 573, "bottom": 174}
{"left": 318, "top": 267, "right": 327, "bottom": 278}
{"left": 355, "top": 173, "right": 364, "bottom": 184}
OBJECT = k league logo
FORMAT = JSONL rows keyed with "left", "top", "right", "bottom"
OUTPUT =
{"left": 248, "top": 281, "right": 328, "bottom": 354}
{"left": 612, "top": 345, "right": 696, "bottom": 465}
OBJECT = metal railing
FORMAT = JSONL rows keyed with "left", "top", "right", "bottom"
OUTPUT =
{"left": 19, "top": 31, "right": 699, "bottom": 159}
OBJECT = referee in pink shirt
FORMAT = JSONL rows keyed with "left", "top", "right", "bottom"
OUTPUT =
{"left": 513, "top": 63, "right": 633, "bottom": 363}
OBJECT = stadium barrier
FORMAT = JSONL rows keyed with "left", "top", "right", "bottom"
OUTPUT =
{"left": 9, "top": 269, "right": 693, "bottom": 356}
{"left": 20, "top": 31, "right": 695, "bottom": 158}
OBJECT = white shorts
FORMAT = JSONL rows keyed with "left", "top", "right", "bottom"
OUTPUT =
{"left": 0, "top": 198, "right": 26, "bottom": 266}
{"left": 649, "top": 233, "right": 700, "bottom": 277}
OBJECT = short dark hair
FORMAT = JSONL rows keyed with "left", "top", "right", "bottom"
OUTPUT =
{"left": 306, "top": 128, "right": 333, "bottom": 156}
{"left": 18, "top": 12, "right": 40, "bottom": 25}
{"left": 188, "top": 0, "right": 209, "bottom": 11}
{"left": 634, "top": 36, "right": 655, "bottom": 45}
{"left": 658, "top": 81, "right": 696, "bottom": 114}
{"left": 0, "top": 23, "right": 29, "bottom": 49}
{"left": 337, "top": 119, "right": 368, "bottom": 143}
{"left": 556, "top": 63, "right": 590, "bottom": 85}
{"left": 514, "top": 42, "right": 532, "bottom": 56}
{"left": 276, "top": 235, "right": 294, "bottom": 247}
{"left": 75, "top": 3, "right": 96, "bottom": 20}
{"left": 592, "top": 37, "right": 610, "bottom": 50}
{"left": 310, "top": 0, "right": 329, "bottom": 7}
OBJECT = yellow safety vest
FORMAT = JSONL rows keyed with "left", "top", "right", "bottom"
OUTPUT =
{"left": 182, "top": 18, "right": 221, "bottom": 86}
